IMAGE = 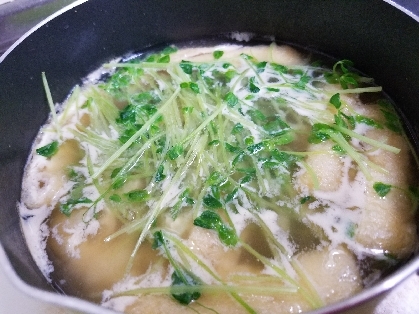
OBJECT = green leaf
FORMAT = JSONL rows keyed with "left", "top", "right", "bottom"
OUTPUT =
{"left": 130, "top": 91, "right": 157, "bottom": 106}
{"left": 308, "top": 123, "right": 333, "bottom": 144}
{"left": 236, "top": 167, "right": 256, "bottom": 175}
{"left": 337, "top": 59, "right": 354, "bottom": 73}
{"left": 222, "top": 62, "right": 231, "bottom": 69}
{"left": 104, "top": 70, "right": 132, "bottom": 96}
{"left": 170, "top": 189, "right": 195, "bottom": 219}
{"left": 180, "top": 61, "right": 193, "bottom": 74}
{"left": 293, "top": 75, "right": 310, "bottom": 89}
{"left": 193, "top": 210, "right": 238, "bottom": 246}
{"left": 237, "top": 168, "right": 256, "bottom": 184}
{"left": 332, "top": 144, "right": 346, "bottom": 154}
{"left": 325, "top": 60, "right": 360, "bottom": 89}
{"left": 194, "top": 210, "right": 222, "bottom": 229}
{"left": 377, "top": 99, "right": 392, "bottom": 109}
{"left": 240, "top": 53, "right": 255, "bottom": 61}
{"left": 118, "top": 126, "right": 141, "bottom": 144}
{"left": 324, "top": 72, "right": 339, "bottom": 85}
{"left": 213, "top": 50, "right": 224, "bottom": 59}
{"left": 112, "top": 176, "right": 127, "bottom": 189}
{"left": 232, "top": 151, "right": 246, "bottom": 167}
{"left": 225, "top": 69, "right": 237, "bottom": 80}
{"left": 225, "top": 143, "right": 242, "bottom": 153}
{"left": 167, "top": 144, "right": 184, "bottom": 160}
{"left": 157, "top": 55, "right": 170, "bottom": 63}
{"left": 373, "top": 182, "right": 392, "bottom": 197}
{"left": 244, "top": 136, "right": 254, "bottom": 146}
{"left": 206, "top": 171, "right": 226, "bottom": 186}
{"left": 218, "top": 224, "right": 239, "bottom": 246}
{"left": 224, "top": 91, "right": 238, "bottom": 107}
{"left": 225, "top": 187, "right": 239, "bottom": 203}
{"left": 289, "top": 68, "right": 304, "bottom": 76}
{"left": 248, "top": 109, "right": 266, "bottom": 123}
{"left": 333, "top": 115, "right": 351, "bottom": 142}
{"left": 181, "top": 81, "right": 201, "bottom": 93}
{"left": 329, "top": 93, "right": 342, "bottom": 109}
{"left": 155, "top": 137, "right": 166, "bottom": 154}
{"left": 198, "top": 63, "right": 210, "bottom": 75}
{"left": 145, "top": 55, "right": 157, "bottom": 62}
{"left": 180, "top": 82, "right": 189, "bottom": 89}
{"left": 256, "top": 61, "right": 267, "bottom": 73}
{"left": 247, "top": 142, "right": 265, "bottom": 155}
{"left": 263, "top": 116, "right": 290, "bottom": 135}
{"left": 125, "top": 189, "right": 149, "bottom": 202}
{"left": 271, "top": 150, "right": 300, "bottom": 167}
{"left": 346, "top": 222, "right": 357, "bottom": 238}
{"left": 261, "top": 160, "right": 278, "bottom": 169}
{"left": 109, "top": 194, "right": 121, "bottom": 202}
{"left": 189, "top": 82, "right": 200, "bottom": 94}
{"left": 208, "top": 139, "right": 220, "bottom": 147}
{"left": 171, "top": 270, "right": 201, "bottom": 304}
{"left": 240, "top": 175, "right": 253, "bottom": 184}
{"left": 270, "top": 132, "right": 294, "bottom": 146}
{"left": 355, "top": 115, "right": 382, "bottom": 128}
{"left": 81, "top": 97, "right": 92, "bottom": 109}
{"left": 340, "top": 73, "right": 359, "bottom": 89}
{"left": 116, "top": 105, "right": 136, "bottom": 126}
{"left": 267, "top": 87, "right": 280, "bottom": 92}
{"left": 381, "top": 109, "right": 402, "bottom": 134}
{"left": 203, "top": 194, "right": 223, "bottom": 209}
{"left": 340, "top": 112, "right": 356, "bottom": 129}
{"left": 110, "top": 167, "right": 122, "bottom": 179}
{"left": 149, "top": 124, "right": 160, "bottom": 136}
{"left": 182, "top": 106, "right": 194, "bottom": 114}
{"left": 271, "top": 63, "right": 288, "bottom": 73}
{"left": 155, "top": 164, "right": 166, "bottom": 182}
{"left": 161, "top": 46, "right": 178, "bottom": 55}
{"left": 249, "top": 77, "right": 260, "bottom": 93}
{"left": 300, "top": 195, "right": 312, "bottom": 204}
{"left": 334, "top": 114, "right": 347, "bottom": 129}
{"left": 67, "top": 168, "right": 79, "bottom": 180}
{"left": 36, "top": 141, "right": 59, "bottom": 157}
{"left": 210, "top": 121, "right": 218, "bottom": 135}
{"left": 231, "top": 123, "right": 243, "bottom": 134}
{"left": 152, "top": 230, "right": 165, "bottom": 249}
{"left": 60, "top": 197, "right": 92, "bottom": 216}
{"left": 180, "top": 189, "right": 194, "bottom": 204}
{"left": 152, "top": 230, "right": 202, "bottom": 305}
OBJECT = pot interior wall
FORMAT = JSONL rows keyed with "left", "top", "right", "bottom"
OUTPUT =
{"left": 0, "top": 0, "right": 418, "bottom": 306}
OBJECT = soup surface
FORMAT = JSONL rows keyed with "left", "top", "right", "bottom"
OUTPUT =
{"left": 20, "top": 43, "right": 419, "bottom": 313}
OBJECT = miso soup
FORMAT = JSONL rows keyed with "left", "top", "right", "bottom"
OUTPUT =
{"left": 20, "top": 43, "right": 419, "bottom": 313}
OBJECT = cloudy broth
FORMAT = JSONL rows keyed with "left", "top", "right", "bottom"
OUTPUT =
{"left": 20, "top": 42, "right": 419, "bottom": 313}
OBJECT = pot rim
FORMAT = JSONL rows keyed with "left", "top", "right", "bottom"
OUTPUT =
{"left": 0, "top": 0, "right": 88, "bottom": 63}
{"left": 1, "top": 0, "right": 419, "bottom": 313}
{"left": 385, "top": 0, "right": 419, "bottom": 22}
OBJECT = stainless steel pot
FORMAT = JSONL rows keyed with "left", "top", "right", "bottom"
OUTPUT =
{"left": 0, "top": 0, "right": 418, "bottom": 313}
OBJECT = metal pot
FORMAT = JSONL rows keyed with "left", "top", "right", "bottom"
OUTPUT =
{"left": 0, "top": 0, "right": 418, "bottom": 313}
